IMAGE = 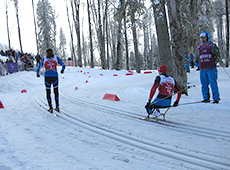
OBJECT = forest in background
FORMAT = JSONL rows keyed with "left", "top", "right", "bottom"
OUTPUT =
{"left": 1, "top": 0, "right": 230, "bottom": 92}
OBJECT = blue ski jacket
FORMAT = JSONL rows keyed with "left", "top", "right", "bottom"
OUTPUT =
{"left": 37, "top": 56, "right": 65, "bottom": 77}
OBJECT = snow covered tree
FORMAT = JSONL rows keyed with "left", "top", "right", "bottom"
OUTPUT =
{"left": 87, "top": 0, "right": 94, "bottom": 68}
{"left": 97, "top": 0, "right": 106, "bottom": 69}
{"left": 71, "top": 0, "right": 82, "bottom": 67}
{"left": 186, "top": 0, "right": 214, "bottom": 53}
{"left": 151, "top": 0, "right": 173, "bottom": 74}
{"left": 115, "top": 0, "right": 125, "bottom": 70}
{"left": 214, "top": 0, "right": 225, "bottom": 65}
{"left": 66, "top": 1, "right": 76, "bottom": 65}
{"left": 36, "top": 0, "right": 56, "bottom": 57}
{"left": 126, "top": 0, "right": 145, "bottom": 73}
{"left": 58, "top": 28, "right": 67, "bottom": 61}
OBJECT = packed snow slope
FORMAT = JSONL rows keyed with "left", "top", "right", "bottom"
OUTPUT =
{"left": 0, "top": 66, "right": 229, "bottom": 170}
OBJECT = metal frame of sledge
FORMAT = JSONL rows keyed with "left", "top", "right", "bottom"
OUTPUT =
{"left": 150, "top": 106, "right": 170, "bottom": 121}
{"left": 146, "top": 105, "right": 171, "bottom": 121}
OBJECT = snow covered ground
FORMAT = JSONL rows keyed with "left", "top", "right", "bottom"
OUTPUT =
{"left": 0, "top": 66, "right": 229, "bottom": 170}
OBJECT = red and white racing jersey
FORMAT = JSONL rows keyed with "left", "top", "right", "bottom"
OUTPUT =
{"left": 158, "top": 75, "right": 175, "bottom": 96}
{"left": 43, "top": 56, "right": 58, "bottom": 71}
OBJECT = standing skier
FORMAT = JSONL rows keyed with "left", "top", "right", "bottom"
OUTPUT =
{"left": 145, "top": 65, "right": 182, "bottom": 117}
{"left": 37, "top": 49, "right": 65, "bottom": 113}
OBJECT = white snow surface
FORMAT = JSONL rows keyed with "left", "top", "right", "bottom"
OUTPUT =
{"left": 0, "top": 66, "right": 229, "bottom": 170}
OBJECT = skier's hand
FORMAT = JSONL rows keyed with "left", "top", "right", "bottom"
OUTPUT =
{"left": 60, "top": 70, "right": 64, "bottom": 74}
{"left": 173, "top": 101, "right": 179, "bottom": 107}
{"left": 146, "top": 99, "right": 152, "bottom": 109}
{"left": 37, "top": 74, "right": 40, "bottom": 77}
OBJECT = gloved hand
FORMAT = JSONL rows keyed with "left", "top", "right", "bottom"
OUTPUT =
{"left": 145, "top": 99, "right": 152, "bottom": 109}
{"left": 37, "top": 74, "right": 40, "bottom": 77}
{"left": 173, "top": 101, "right": 179, "bottom": 107}
{"left": 60, "top": 70, "right": 64, "bottom": 74}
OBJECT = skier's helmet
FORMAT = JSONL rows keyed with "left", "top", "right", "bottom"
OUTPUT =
{"left": 158, "top": 65, "right": 167, "bottom": 73}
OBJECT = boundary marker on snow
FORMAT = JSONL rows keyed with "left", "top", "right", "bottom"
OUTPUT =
{"left": 103, "top": 93, "right": 120, "bottom": 101}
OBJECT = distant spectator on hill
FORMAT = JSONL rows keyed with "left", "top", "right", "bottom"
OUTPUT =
{"left": 1, "top": 50, "right": 6, "bottom": 56}
{"left": 35, "top": 54, "right": 41, "bottom": 67}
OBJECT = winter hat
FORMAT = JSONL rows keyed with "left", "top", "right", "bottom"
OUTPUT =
{"left": 200, "top": 32, "right": 207, "bottom": 38}
{"left": 158, "top": 65, "right": 167, "bottom": 73}
{"left": 46, "top": 48, "right": 53, "bottom": 53}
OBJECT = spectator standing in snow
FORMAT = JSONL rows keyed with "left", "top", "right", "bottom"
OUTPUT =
{"left": 195, "top": 53, "right": 199, "bottom": 71}
{"left": 190, "top": 53, "right": 194, "bottom": 68}
{"left": 35, "top": 54, "right": 41, "bottom": 67}
{"left": 145, "top": 65, "right": 182, "bottom": 118}
{"left": 37, "top": 48, "right": 66, "bottom": 113}
{"left": 197, "top": 31, "right": 220, "bottom": 103}
{"left": 184, "top": 53, "right": 190, "bottom": 73}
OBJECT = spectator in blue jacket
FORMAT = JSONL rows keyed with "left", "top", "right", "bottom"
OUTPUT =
{"left": 198, "top": 31, "right": 220, "bottom": 103}
{"left": 195, "top": 53, "right": 199, "bottom": 71}
{"left": 184, "top": 53, "right": 190, "bottom": 73}
{"left": 190, "top": 53, "right": 194, "bottom": 68}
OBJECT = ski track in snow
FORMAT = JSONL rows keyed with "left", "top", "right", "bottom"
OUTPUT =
{"left": 0, "top": 66, "right": 230, "bottom": 170}
{"left": 31, "top": 91, "right": 230, "bottom": 170}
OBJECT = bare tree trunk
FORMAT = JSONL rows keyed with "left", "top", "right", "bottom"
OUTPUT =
{"left": 226, "top": 0, "right": 229, "bottom": 67}
{"left": 82, "top": 30, "right": 87, "bottom": 67}
{"left": 190, "top": 0, "right": 200, "bottom": 54}
{"left": 143, "top": 26, "right": 149, "bottom": 70}
{"left": 14, "top": 0, "right": 23, "bottom": 53}
{"left": 70, "top": 0, "right": 78, "bottom": 66}
{"left": 87, "top": 0, "right": 94, "bottom": 68}
{"left": 130, "top": 2, "right": 140, "bottom": 73}
{"left": 151, "top": 0, "right": 173, "bottom": 74}
{"left": 110, "top": 13, "right": 117, "bottom": 69}
{"left": 124, "top": 12, "right": 129, "bottom": 70}
{"left": 168, "top": 0, "right": 187, "bottom": 94}
{"left": 116, "top": 0, "right": 123, "bottom": 70}
{"left": 32, "top": 0, "right": 39, "bottom": 54}
{"left": 5, "top": 0, "right": 11, "bottom": 50}
{"left": 74, "top": 0, "right": 82, "bottom": 67}
{"left": 116, "top": 21, "right": 122, "bottom": 70}
{"left": 66, "top": 2, "right": 76, "bottom": 66}
{"left": 217, "top": 14, "right": 224, "bottom": 65}
{"left": 97, "top": 0, "right": 106, "bottom": 69}
{"left": 105, "top": 0, "right": 109, "bottom": 69}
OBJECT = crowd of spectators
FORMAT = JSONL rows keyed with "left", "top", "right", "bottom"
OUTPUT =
{"left": 0, "top": 49, "right": 36, "bottom": 70}
{"left": 0, "top": 49, "right": 39, "bottom": 76}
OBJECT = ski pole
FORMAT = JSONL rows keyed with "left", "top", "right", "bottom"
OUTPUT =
{"left": 178, "top": 100, "right": 204, "bottom": 106}
{"left": 178, "top": 99, "right": 215, "bottom": 106}
{"left": 151, "top": 85, "right": 195, "bottom": 105}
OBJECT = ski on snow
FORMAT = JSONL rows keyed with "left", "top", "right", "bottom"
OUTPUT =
{"left": 133, "top": 116, "right": 170, "bottom": 126}
{"left": 38, "top": 104, "right": 59, "bottom": 117}
{"left": 133, "top": 116, "right": 180, "bottom": 126}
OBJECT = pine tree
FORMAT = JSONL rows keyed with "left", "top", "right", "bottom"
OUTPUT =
{"left": 58, "top": 28, "right": 67, "bottom": 61}
{"left": 36, "top": 0, "right": 56, "bottom": 57}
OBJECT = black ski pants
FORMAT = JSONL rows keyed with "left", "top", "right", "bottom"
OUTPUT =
{"left": 45, "top": 77, "right": 59, "bottom": 109}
